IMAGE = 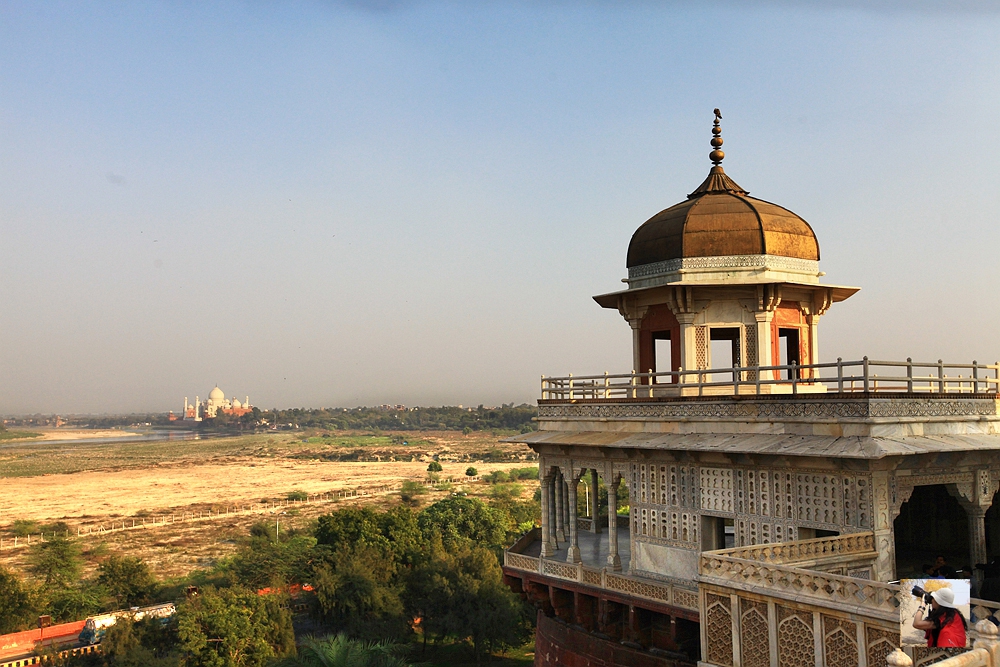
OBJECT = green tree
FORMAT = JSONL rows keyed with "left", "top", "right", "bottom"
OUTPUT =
{"left": 47, "top": 585, "right": 105, "bottom": 622}
{"left": 312, "top": 546, "right": 407, "bottom": 641}
{"left": 100, "top": 614, "right": 181, "bottom": 666}
{"left": 417, "top": 497, "right": 509, "bottom": 553}
{"left": 0, "top": 565, "right": 35, "bottom": 632}
{"left": 176, "top": 586, "right": 294, "bottom": 667}
{"left": 28, "top": 536, "right": 83, "bottom": 589}
{"left": 228, "top": 533, "right": 316, "bottom": 590}
{"left": 406, "top": 542, "right": 530, "bottom": 664}
{"left": 315, "top": 507, "right": 421, "bottom": 566}
{"left": 426, "top": 461, "right": 442, "bottom": 473}
{"left": 465, "top": 467, "right": 477, "bottom": 477}
{"left": 272, "top": 634, "right": 411, "bottom": 667}
{"left": 97, "top": 555, "right": 156, "bottom": 607}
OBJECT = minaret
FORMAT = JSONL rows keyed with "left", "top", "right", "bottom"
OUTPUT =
{"left": 184, "top": 397, "right": 189, "bottom": 415}
{"left": 195, "top": 396, "right": 200, "bottom": 421}
{"left": 245, "top": 396, "right": 249, "bottom": 408}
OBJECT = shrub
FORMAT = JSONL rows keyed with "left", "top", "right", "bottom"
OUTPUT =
{"left": 508, "top": 466, "right": 539, "bottom": 481}
{"left": 11, "top": 519, "right": 38, "bottom": 537}
{"left": 400, "top": 481, "right": 428, "bottom": 506}
{"left": 40, "top": 521, "right": 71, "bottom": 536}
{"left": 484, "top": 470, "right": 509, "bottom": 484}
{"left": 465, "top": 466, "right": 478, "bottom": 477}
{"left": 489, "top": 483, "right": 524, "bottom": 502}
{"left": 287, "top": 490, "right": 308, "bottom": 501}
{"left": 426, "top": 461, "right": 443, "bottom": 472}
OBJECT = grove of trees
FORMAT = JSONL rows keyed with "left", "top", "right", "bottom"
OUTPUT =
{"left": 1, "top": 486, "right": 540, "bottom": 667}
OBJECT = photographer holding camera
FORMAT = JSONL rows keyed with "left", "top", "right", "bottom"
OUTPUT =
{"left": 912, "top": 587, "right": 968, "bottom": 647}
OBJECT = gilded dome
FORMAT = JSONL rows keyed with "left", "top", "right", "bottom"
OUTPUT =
{"left": 626, "top": 166, "right": 820, "bottom": 269}
{"left": 627, "top": 109, "right": 819, "bottom": 270}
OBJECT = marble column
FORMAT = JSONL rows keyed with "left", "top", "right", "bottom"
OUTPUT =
{"left": 567, "top": 475, "right": 581, "bottom": 563}
{"left": 969, "top": 507, "right": 988, "bottom": 569}
{"left": 607, "top": 476, "right": 622, "bottom": 571}
{"left": 591, "top": 469, "right": 601, "bottom": 533}
{"left": 540, "top": 474, "right": 555, "bottom": 557}
{"left": 676, "top": 313, "right": 697, "bottom": 383}
{"left": 555, "top": 470, "right": 566, "bottom": 543}
{"left": 549, "top": 475, "right": 560, "bottom": 548}
{"left": 563, "top": 479, "right": 571, "bottom": 533}
{"left": 872, "top": 471, "right": 895, "bottom": 581}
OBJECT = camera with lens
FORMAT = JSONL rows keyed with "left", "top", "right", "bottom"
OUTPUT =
{"left": 912, "top": 586, "right": 933, "bottom": 604}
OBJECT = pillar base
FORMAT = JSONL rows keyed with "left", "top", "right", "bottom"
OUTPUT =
{"left": 541, "top": 542, "right": 556, "bottom": 557}
{"left": 557, "top": 529, "right": 566, "bottom": 542}
{"left": 607, "top": 554, "right": 622, "bottom": 571}
{"left": 567, "top": 546, "right": 581, "bottom": 563}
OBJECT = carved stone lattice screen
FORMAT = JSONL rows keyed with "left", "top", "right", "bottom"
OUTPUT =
{"left": 705, "top": 593, "right": 733, "bottom": 667}
{"left": 823, "top": 615, "right": 859, "bottom": 667}
{"left": 776, "top": 605, "right": 815, "bottom": 667}
{"left": 744, "top": 325, "right": 758, "bottom": 380}
{"left": 696, "top": 326, "right": 707, "bottom": 370}
{"left": 911, "top": 647, "right": 972, "bottom": 666}
{"left": 740, "top": 598, "right": 770, "bottom": 667}
{"left": 865, "top": 626, "right": 899, "bottom": 667}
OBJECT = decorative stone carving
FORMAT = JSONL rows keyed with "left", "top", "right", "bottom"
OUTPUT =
{"left": 823, "top": 616, "right": 859, "bottom": 667}
{"left": 776, "top": 605, "right": 815, "bottom": 667}
{"left": 740, "top": 598, "right": 770, "bottom": 667}
{"left": 537, "top": 398, "right": 998, "bottom": 420}
{"left": 868, "top": 627, "right": 903, "bottom": 667}
{"left": 627, "top": 254, "right": 820, "bottom": 279}
{"left": 704, "top": 593, "right": 734, "bottom": 667}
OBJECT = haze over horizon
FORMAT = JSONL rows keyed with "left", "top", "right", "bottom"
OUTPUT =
{"left": 2, "top": 1, "right": 999, "bottom": 414}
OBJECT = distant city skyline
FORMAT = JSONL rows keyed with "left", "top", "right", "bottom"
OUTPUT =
{"left": 2, "top": 1, "right": 999, "bottom": 413}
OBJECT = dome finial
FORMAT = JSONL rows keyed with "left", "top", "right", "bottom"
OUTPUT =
{"left": 710, "top": 108, "right": 725, "bottom": 166}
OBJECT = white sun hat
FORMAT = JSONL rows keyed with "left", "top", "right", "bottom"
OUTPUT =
{"left": 931, "top": 588, "right": 957, "bottom": 609}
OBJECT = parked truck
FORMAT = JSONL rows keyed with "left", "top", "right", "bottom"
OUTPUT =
{"left": 78, "top": 603, "right": 176, "bottom": 645}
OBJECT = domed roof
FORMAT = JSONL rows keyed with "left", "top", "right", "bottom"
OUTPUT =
{"left": 626, "top": 112, "right": 819, "bottom": 269}
{"left": 209, "top": 386, "right": 225, "bottom": 400}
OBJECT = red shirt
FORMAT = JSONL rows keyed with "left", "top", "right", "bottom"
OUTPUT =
{"left": 926, "top": 612, "right": 967, "bottom": 647}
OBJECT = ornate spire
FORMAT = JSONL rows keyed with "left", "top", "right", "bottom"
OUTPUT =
{"left": 710, "top": 108, "right": 724, "bottom": 165}
{"left": 688, "top": 108, "right": 748, "bottom": 199}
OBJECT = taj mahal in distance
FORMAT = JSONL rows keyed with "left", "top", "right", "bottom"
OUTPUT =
{"left": 170, "top": 386, "right": 254, "bottom": 422}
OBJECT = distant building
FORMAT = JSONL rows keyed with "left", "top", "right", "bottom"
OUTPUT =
{"left": 178, "top": 386, "right": 253, "bottom": 421}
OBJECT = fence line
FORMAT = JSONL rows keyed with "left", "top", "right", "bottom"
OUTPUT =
{"left": 0, "top": 475, "right": 479, "bottom": 552}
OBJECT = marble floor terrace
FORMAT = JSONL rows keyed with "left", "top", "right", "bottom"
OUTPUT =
{"left": 519, "top": 524, "right": 632, "bottom": 573}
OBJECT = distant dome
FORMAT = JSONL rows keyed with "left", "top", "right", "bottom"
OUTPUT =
{"left": 209, "top": 386, "right": 225, "bottom": 401}
{"left": 232, "top": 399, "right": 242, "bottom": 408}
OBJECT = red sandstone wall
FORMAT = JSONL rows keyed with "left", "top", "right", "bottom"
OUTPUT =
{"left": 533, "top": 612, "right": 684, "bottom": 667}
{"left": 0, "top": 621, "right": 85, "bottom": 660}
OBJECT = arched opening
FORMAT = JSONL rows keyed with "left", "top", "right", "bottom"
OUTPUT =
{"left": 638, "top": 305, "right": 680, "bottom": 382}
{"left": 894, "top": 484, "right": 969, "bottom": 578}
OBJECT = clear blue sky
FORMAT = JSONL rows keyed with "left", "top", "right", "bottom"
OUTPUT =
{"left": 2, "top": 1, "right": 999, "bottom": 414}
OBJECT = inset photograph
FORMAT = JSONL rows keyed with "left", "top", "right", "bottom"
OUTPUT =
{"left": 900, "top": 578, "right": 972, "bottom": 648}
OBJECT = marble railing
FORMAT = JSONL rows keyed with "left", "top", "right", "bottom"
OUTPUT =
{"left": 699, "top": 552, "right": 899, "bottom": 620}
{"left": 711, "top": 531, "right": 876, "bottom": 566}
{"left": 699, "top": 548, "right": 901, "bottom": 667}
{"left": 503, "top": 550, "right": 698, "bottom": 611}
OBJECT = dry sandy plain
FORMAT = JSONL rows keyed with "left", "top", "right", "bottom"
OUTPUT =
{"left": 0, "top": 429, "right": 536, "bottom": 578}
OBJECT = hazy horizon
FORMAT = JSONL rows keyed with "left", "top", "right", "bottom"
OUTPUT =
{"left": 3, "top": 1, "right": 1000, "bottom": 414}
